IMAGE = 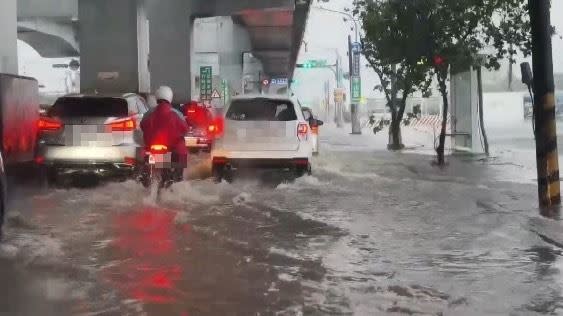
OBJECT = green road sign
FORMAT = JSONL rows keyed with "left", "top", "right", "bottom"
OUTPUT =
{"left": 351, "top": 76, "right": 361, "bottom": 103}
{"left": 221, "top": 79, "right": 231, "bottom": 106}
{"left": 200, "top": 66, "right": 212, "bottom": 100}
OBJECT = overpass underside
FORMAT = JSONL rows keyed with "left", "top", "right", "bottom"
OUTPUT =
{"left": 12, "top": 0, "right": 310, "bottom": 102}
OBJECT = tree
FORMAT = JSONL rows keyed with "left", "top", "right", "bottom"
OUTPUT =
{"left": 357, "top": 0, "right": 433, "bottom": 150}
{"left": 355, "top": 0, "right": 532, "bottom": 163}
{"left": 425, "top": 0, "right": 532, "bottom": 165}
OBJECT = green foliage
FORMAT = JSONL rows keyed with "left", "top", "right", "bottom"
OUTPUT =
{"left": 355, "top": 0, "right": 532, "bottom": 158}
{"left": 356, "top": 0, "right": 533, "bottom": 86}
{"left": 356, "top": 0, "right": 434, "bottom": 148}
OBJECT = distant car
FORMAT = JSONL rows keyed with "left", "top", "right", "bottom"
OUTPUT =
{"left": 0, "top": 151, "right": 6, "bottom": 239}
{"left": 301, "top": 106, "right": 323, "bottom": 155}
{"left": 211, "top": 95, "right": 316, "bottom": 181}
{"left": 36, "top": 93, "right": 148, "bottom": 184}
{"left": 185, "top": 125, "right": 214, "bottom": 153}
{"left": 181, "top": 102, "right": 216, "bottom": 153}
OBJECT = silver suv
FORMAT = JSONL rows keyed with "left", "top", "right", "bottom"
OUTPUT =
{"left": 36, "top": 94, "right": 148, "bottom": 182}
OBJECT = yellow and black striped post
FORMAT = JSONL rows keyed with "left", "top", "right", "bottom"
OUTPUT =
{"left": 529, "top": 0, "right": 561, "bottom": 209}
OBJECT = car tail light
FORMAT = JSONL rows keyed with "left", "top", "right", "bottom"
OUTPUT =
{"left": 107, "top": 117, "right": 136, "bottom": 131}
{"left": 34, "top": 156, "right": 45, "bottom": 165}
{"left": 211, "top": 117, "right": 224, "bottom": 138}
{"left": 150, "top": 144, "right": 168, "bottom": 154}
{"left": 213, "top": 157, "right": 228, "bottom": 165}
{"left": 297, "top": 123, "right": 308, "bottom": 140}
{"left": 293, "top": 158, "right": 309, "bottom": 166}
{"left": 311, "top": 126, "right": 319, "bottom": 134}
{"left": 37, "top": 117, "right": 63, "bottom": 131}
{"left": 124, "top": 157, "right": 137, "bottom": 166}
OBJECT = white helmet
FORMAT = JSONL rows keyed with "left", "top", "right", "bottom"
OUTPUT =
{"left": 155, "top": 86, "right": 173, "bottom": 103}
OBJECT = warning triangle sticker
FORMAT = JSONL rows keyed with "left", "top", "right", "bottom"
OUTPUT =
{"left": 211, "top": 89, "right": 221, "bottom": 99}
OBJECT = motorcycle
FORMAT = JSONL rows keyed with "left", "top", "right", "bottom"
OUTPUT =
{"left": 139, "top": 144, "right": 180, "bottom": 195}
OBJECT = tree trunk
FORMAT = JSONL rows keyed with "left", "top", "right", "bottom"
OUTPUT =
{"left": 436, "top": 75, "right": 449, "bottom": 165}
{"left": 388, "top": 120, "right": 404, "bottom": 150}
{"left": 388, "top": 95, "right": 408, "bottom": 150}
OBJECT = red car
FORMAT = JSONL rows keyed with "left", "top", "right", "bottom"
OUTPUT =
{"left": 181, "top": 102, "right": 221, "bottom": 153}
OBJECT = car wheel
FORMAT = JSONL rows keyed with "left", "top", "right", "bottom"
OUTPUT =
{"left": 212, "top": 165, "right": 233, "bottom": 183}
{"left": 295, "top": 163, "right": 312, "bottom": 178}
{"left": 212, "top": 164, "right": 224, "bottom": 183}
{"left": 39, "top": 167, "right": 57, "bottom": 188}
{"left": 0, "top": 186, "right": 4, "bottom": 241}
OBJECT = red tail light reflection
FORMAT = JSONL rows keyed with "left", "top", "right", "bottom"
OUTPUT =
{"left": 102, "top": 209, "right": 190, "bottom": 305}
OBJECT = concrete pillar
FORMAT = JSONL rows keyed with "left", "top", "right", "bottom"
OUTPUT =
{"left": 78, "top": 0, "right": 150, "bottom": 94}
{"left": 192, "top": 17, "right": 252, "bottom": 104}
{"left": 243, "top": 53, "right": 264, "bottom": 95}
{"left": 0, "top": 0, "right": 18, "bottom": 74}
{"left": 219, "top": 19, "right": 252, "bottom": 97}
{"left": 147, "top": 0, "right": 192, "bottom": 103}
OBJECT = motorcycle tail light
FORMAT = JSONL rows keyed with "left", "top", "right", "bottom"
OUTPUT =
{"left": 150, "top": 144, "right": 168, "bottom": 154}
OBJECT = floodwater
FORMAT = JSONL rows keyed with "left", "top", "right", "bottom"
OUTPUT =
{"left": 1, "top": 120, "right": 562, "bottom": 316}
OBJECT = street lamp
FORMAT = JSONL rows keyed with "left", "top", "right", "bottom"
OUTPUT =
{"left": 312, "top": 6, "right": 363, "bottom": 134}
{"left": 297, "top": 46, "right": 345, "bottom": 127}
{"left": 313, "top": 6, "right": 360, "bottom": 41}
{"left": 302, "top": 40, "right": 308, "bottom": 53}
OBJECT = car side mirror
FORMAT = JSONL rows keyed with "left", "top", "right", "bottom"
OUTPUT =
{"left": 314, "top": 119, "right": 324, "bottom": 127}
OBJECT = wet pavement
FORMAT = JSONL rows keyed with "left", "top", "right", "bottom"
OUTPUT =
{"left": 1, "top": 125, "right": 563, "bottom": 315}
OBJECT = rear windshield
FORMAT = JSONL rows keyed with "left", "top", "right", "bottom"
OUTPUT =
{"left": 226, "top": 98, "right": 297, "bottom": 121}
{"left": 50, "top": 97, "right": 128, "bottom": 117}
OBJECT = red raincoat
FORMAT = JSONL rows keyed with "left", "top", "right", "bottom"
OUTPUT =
{"left": 140, "top": 101, "right": 188, "bottom": 155}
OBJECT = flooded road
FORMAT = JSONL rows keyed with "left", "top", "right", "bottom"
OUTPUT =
{"left": 1, "top": 128, "right": 562, "bottom": 315}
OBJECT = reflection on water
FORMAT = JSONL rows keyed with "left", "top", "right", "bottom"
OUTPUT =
{"left": 101, "top": 208, "right": 188, "bottom": 307}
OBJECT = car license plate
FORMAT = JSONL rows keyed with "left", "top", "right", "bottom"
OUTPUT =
{"left": 185, "top": 137, "right": 198, "bottom": 146}
{"left": 148, "top": 153, "right": 169, "bottom": 165}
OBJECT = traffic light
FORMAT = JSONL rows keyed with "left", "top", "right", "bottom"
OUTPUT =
{"left": 433, "top": 54, "right": 446, "bottom": 67}
{"left": 297, "top": 61, "right": 313, "bottom": 69}
{"left": 296, "top": 59, "right": 328, "bottom": 69}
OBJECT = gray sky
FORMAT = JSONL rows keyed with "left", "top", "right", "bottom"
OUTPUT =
{"left": 293, "top": 0, "right": 563, "bottom": 102}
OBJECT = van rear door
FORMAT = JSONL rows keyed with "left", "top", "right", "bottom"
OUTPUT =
{"left": 223, "top": 98, "right": 299, "bottom": 151}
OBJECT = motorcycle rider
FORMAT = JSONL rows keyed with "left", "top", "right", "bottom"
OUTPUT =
{"left": 140, "top": 86, "right": 188, "bottom": 180}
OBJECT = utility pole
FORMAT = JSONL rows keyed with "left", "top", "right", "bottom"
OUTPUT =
{"left": 349, "top": 35, "right": 362, "bottom": 134}
{"left": 335, "top": 57, "right": 344, "bottom": 127}
{"left": 529, "top": 0, "right": 560, "bottom": 209}
{"left": 325, "top": 80, "right": 331, "bottom": 121}
{"left": 508, "top": 43, "right": 514, "bottom": 91}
